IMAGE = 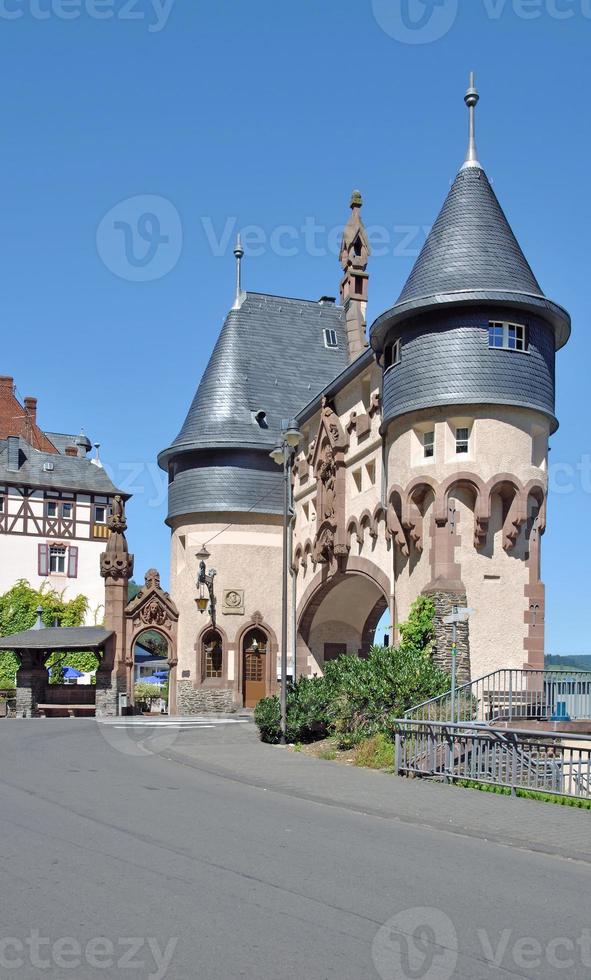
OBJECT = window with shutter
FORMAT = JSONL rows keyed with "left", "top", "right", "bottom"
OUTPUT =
{"left": 67, "top": 546, "right": 79, "bottom": 579}
{"left": 38, "top": 543, "right": 49, "bottom": 577}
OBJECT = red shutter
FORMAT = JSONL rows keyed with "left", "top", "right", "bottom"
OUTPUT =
{"left": 67, "top": 546, "right": 79, "bottom": 579}
{"left": 38, "top": 543, "right": 49, "bottom": 576}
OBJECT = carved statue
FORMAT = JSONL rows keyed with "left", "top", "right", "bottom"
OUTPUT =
{"left": 100, "top": 494, "right": 134, "bottom": 581}
{"left": 319, "top": 446, "right": 336, "bottom": 519}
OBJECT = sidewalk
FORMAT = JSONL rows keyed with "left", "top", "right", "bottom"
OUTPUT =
{"left": 165, "top": 723, "right": 591, "bottom": 864}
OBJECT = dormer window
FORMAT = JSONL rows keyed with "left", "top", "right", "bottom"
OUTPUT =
{"left": 324, "top": 328, "right": 338, "bottom": 349}
{"left": 489, "top": 321, "right": 528, "bottom": 352}
{"left": 384, "top": 339, "right": 401, "bottom": 370}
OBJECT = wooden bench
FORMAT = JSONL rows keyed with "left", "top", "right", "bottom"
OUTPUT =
{"left": 37, "top": 704, "right": 96, "bottom": 718}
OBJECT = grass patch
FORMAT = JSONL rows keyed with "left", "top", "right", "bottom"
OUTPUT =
{"left": 318, "top": 746, "right": 339, "bottom": 761}
{"left": 353, "top": 734, "right": 395, "bottom": 771}
{"left": 456, "top": 779, "right": 591, "bottom": 809}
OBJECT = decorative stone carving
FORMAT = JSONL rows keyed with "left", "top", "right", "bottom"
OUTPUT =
{"left": 222, "top": 589, "right": 245, "bottom": 615}
{"left": 310, "top": 399, "right": 349, "bottom": 569}
{"left": 100, "top": 494, "right": 134, "bottom": 581}
{"left": 141, "top": 598, "right": 167, "bottom": 626}
{"left": 347, "top": 411, "right": 371, "bottom": 438}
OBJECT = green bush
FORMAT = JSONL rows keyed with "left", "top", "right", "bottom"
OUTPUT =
{"left": 254, "top": 597, "right": 450, "bottom": 746}
{"left": 353, "top": 733, "right": 395, "bottom": 770}
{"left": 254, "top": 676, "right": 330, "bottom": 744}
{"left": 0, "top": 580, "right": 89, "bottom": 688}
{"left": 325, "top": 644, "right": 449, "bottom": 747}
{"left": 253, "top": 696, "right": 281, "bottom": 743}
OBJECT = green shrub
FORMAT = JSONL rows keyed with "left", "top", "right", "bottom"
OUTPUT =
{"left": 254, "top": 675, "right": 330, "bottom": 744}
{"left": 353, "top": 733, "right": 395, "bottom": 770}
{"left": 0, "top": 580, "right": 90, "bottom": 689}
{"left": 324, "top": 643, "right": 450, "bottom": 747}
{"left": 254, "top": 696, "right": 281, "bottom": 743}
{"left": 254, "top": 597, "right": 450, "bottom": 746}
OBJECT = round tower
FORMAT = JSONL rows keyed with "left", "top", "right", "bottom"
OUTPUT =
{"left": 370, "top": 76, "right": 570, "bottom": 678}
{"left": 158, "top": 241, "right": 351, "bottom": 711}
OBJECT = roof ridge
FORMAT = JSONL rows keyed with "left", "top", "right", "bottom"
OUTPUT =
{"left": 245, "top": 290, "right": 344, "bottom": 308}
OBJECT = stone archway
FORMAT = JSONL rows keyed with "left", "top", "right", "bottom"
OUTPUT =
{"left": 297, "top": 557, "right": 391, "bottom": 676}
{"left": 125, "top": 569, "right": 179, "bottom": 715}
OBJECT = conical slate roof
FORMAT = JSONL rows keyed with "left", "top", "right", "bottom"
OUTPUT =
{"left": 398, "top": 167, "right": 542, "bottom": 304}
{"left": 159, "top": 292, "right": 349, "bottom": 466}
{"left": 370, "top": 163, "right": 570, "bottom": 351}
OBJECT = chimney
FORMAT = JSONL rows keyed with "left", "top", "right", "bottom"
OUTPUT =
{"left": 65, "top": 446, "right": 78, "bottom": 457}
{"left": 24, "top": 396, "right": 37, "bottom": 425}
{"left": 0, "top": 376, "right": 14, "bottom": 394}
{"left": 7, "top": 435, "right": 20, "bottom": 472}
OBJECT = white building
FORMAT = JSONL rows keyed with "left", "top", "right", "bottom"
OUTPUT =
{"left": 0, "top": 375, "right": 125, "bottom": 624}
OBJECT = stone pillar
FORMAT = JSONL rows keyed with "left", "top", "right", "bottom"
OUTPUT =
{"left": 99, "top": 495, "right": 134, "bottom": 718}
{"left": 423, "top": 505, "right": 471, "bottom": 684}
{"left": 524, "top": 514, "right": 545, "bottom": 671}
{"left": 424, "top": 589, "right": 471, "bottom": 684}
{"left": 15, "top": 651, "right": 46, "bottom": 718}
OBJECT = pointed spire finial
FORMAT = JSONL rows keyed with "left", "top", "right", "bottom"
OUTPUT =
{"left": 461, "top": 71, "right": 481, "bottom": 170}
{"left": 232, "top": 233, "right": 244, "bottom": 310}
{"left": 350, "top": 189, "right": 362, "bottom": 209}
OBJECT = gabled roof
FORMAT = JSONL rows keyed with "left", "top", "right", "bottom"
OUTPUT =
{"left": 0, "top": 437, "right": 124, "bottom": 496}
{"left": 159, "top": 292, "right": 349, "bottom": 467}
{"left": 370, "top": 160, "right": 570, "bottom": 351}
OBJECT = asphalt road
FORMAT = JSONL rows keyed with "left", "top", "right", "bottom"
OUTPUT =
{"left": 1, "top": 718, "right": 590, "bottom": 980}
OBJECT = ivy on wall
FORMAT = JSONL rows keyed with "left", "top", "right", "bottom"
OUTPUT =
{"left": 0, "top": 580, "right": 91, "bottom": 689}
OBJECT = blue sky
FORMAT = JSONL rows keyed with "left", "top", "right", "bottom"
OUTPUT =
{"left": 2, "top": 0, "right": 589, "bottom": 653}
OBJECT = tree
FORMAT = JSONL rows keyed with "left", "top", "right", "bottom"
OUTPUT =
{"left": 0, "top": 580, "right": 90, "bottom": 689}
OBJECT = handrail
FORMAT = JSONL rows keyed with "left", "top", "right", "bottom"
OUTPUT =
{"left": 396, "top": 718, "right": 591, "bottom": 742}
{"left": 405, "top": 667, "right": 591, "bottom": 724}
{"left": 394, "top": 718, "right": 591, "bottom": 801}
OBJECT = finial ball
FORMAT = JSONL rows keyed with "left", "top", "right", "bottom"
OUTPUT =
{"left": 464, "top": 71, "right": 479, "bottom": 109}
{"left": 350, "top": 189, "right": 363, "bottom": 209}
{"left": 234, "top": 233, "right": 244, "bottom": 259}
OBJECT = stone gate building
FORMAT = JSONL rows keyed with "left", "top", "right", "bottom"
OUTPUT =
{"left": 158, "top": 79, "right": 570, "bottom": 713}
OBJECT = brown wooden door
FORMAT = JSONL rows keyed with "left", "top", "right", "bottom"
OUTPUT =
{"left": 243, "top": 630, "right": 267, "bottom": 707}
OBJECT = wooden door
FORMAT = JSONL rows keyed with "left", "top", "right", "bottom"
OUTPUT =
{"left": 243, "top": 631, "right": 267, "bottom": 708}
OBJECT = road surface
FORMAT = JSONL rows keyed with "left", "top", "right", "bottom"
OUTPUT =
{"left": 1, "top": 717, "right": 590, "bottom": 979}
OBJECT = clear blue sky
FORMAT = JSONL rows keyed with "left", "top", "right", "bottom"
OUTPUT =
{"left": 2, "top": 1, "right": 589, "bottom": 653}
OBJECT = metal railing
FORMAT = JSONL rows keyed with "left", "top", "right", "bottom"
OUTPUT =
{"left": 405, "top": 668, "right": 591, "bottom": 725}
{"left": 394, "top": 719, "right": 591, "bottom": 802}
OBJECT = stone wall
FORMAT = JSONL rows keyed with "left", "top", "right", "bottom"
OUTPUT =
{"left": 176, "top": 681, "right": 237, "bottom": 714}
{"left": 425, "top": 590, "right": 471, "bottom": 685}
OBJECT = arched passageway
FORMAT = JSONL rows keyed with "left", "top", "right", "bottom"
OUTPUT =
{"left": 297, "top": 560, "right": 390, "bottom": 675}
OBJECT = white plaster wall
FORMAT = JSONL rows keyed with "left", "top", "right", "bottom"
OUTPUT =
{"left": 170, "top": 513, "right": 285, "bottom": 685}
{"left": 386, "top": 405, "right": 548, "bottom": 676}
{"left": 0, "top": 533, "right": 106, "bottom": 625}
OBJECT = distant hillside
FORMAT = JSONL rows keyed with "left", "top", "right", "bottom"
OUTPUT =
{"left": 545, "top": 654, "right": 591, "bottom": 670}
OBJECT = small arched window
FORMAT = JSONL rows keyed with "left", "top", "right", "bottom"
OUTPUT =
{"left": 202, "top": 629, "right": 223, "bottom": 679}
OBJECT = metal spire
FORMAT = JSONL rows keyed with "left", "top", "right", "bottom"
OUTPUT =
{"left": 461, "top": 71, "right": 481, "bottom": 170}
{"left": 232, "top": 233, "right": 245, "bottom": 309}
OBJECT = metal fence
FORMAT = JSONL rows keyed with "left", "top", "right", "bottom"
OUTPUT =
{"left": 394, "top": 719, "right": 591, "bottom": 802}
{"left": 405, "top": 668, "right": 591, "bottom": 725}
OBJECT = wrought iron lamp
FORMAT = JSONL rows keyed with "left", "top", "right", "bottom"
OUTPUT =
{"left": 196, "top": 545, "right": 217, "bottom": 626}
